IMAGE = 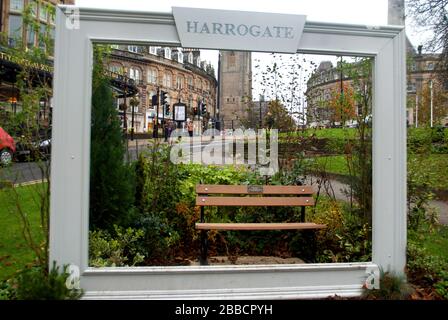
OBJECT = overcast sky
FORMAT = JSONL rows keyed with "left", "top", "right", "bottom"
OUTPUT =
{"left": 75, "top": 0, "right": 430, "bottom": 54}
{"left": 74, "top": 0, "right": 431, "bottom": 116}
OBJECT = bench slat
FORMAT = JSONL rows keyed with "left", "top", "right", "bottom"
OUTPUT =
{"left": 196, "top": 196, "right": 314, "bottom": 206}
{"left": 196, "top": 222, "right": 326, "bottom": 230}
{"left": 196, "top": 185, "right": 313, "bottom": 195}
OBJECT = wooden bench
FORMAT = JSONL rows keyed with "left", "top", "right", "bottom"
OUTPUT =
{"left": 195, "top": 184, "right": 326, "bottom": 265}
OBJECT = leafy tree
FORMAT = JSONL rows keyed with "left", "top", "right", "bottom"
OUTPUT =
{"left": 0, "top": 3, "right": 55, "bottom": 271}
{"left": 89, "top": 46, "right": 135, "bottom": 230}
{"left": 342, "top": 58, "right": 373, "bottom": 222}
{"left": 416, "top": 80, "right": 448, "bottom": 126}
{"left": 328, "top": 82, "right": 357, "bottom": 125}
{"left": 264, "top": 99, "right": 296, "bottom": 132}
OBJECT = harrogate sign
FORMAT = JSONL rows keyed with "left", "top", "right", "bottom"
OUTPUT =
{"left": 173, "top": 7, "right": 306, "bottom": 53}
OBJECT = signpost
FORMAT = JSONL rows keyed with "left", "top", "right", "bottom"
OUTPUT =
{"left": 174, "top": 103, "right": 186, "bottom": 122}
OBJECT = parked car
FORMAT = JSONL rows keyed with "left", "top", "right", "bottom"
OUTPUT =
{"left": 0, "top": 127, "right": 16, "bottom": 166}
{"left": 15, "top": 128, "right": 51, "bottom": 162}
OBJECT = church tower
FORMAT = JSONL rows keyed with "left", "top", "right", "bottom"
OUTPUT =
{"left": 218, "top": 51, "right": 252, "bottom": 129}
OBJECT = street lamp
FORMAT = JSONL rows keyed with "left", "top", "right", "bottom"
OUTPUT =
{"left": 415, "top": 92, "right": 419, "bottom": 128}
{"left": 429, "top": 80, "right": 433, "bottom": 128}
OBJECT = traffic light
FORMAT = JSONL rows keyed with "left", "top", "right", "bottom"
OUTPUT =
{"left": 202, "top": 103, "right": 207, "bottom": 114}
{"left": 151, "top": 94, "right": 158, "bottom": 106}
{"left": 165, "top": 104, "right": 171, "bottom": 114}
{"left": 161, "top": 91, "right": 168, "bottom": 106}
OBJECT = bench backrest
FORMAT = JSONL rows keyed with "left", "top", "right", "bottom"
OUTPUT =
{"left": 196, "top": 184, "right": 315, "bottom": 207}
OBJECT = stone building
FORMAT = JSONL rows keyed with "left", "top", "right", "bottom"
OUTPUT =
{"left": 218, "top": 50, "right": 252, "bottom": 129}
{"left": 0, "top": 0, "right": 75, "bottom": 122}
{"left": 107, "top": 46, "right": 217, "bottom": 134}
{"left": 305, "top": 48, "right": 447, "bottom": 128}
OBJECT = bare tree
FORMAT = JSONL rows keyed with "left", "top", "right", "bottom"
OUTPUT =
{"left": 407, "top": 0, "right": 448, "bottom": 82}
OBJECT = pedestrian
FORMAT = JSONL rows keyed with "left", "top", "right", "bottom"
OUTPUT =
{"left": 187, "top": 120, "right": 193, "bottom": 137}
{"left": 167, "top": 120, "right": 174, "bottom": 139}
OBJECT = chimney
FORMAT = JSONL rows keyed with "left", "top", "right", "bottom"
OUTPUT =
{"left": 388, "top": 0, "right": 405, "bottom": 25}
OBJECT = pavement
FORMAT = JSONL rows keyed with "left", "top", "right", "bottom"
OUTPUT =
{"left": 306, "top": 175, "right": 448, "bottom": 226}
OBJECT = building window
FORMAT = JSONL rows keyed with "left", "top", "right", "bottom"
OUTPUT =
{"left": 128, "top": 46, "right": 138, "bottom": 53}
{"left": 30, "top": 1, "right": 37, "bottom": 17}
{"left": 407, "top": 82, "right": 416, "bottom": 93}
{"left": 188, "top": 77, "right": 193, "bottom": 87}
{"left": 26, "top": 26, "right": 35, "bottom": 47}
{"left": 129, "top": 67, "right": 141, "bottom": 81}
{"left": 228, "top": 52, "right": 236, "bottom": 69}
{"left": 176, "top": 76, "right": 184, "bottom": 89}
{"left": 177, "top": 51, "right": 184, "bottom": 63}
{"left": 9, "top": 0, "right": 24, "bottom": 12}
{"left": 164, "top": 47, "right": 171, "bottom": 59}
{"left": 410, "top": 63, "right": 417, "bottom": 71}
{"left": 163, "top": 73, "right": 172, "bottom": 88}
{"left": 357, "top": 104, "right": 363, "bottom": 116}
{"left": 109, "top": 65, "right": 122, "bottom": 74}
{"left": 147, "top": 68, "right": 158, "bottom": 84}
{"left": 188, "top": 52, "right": 193, "bottom": 64}
{"left": 196, "top": 79, "right": 201, "bottom": 90}
{"left": 427, "top": 63, "right": 434, "bottom": 70}
{"left": 149, "top": 46, "right": 157, "bottom": 55}
{"left": 8, "top": 15, "right": 23, "bottom": 43}
{"left": 39, "top": 4, "right": 49, "bottom": 22}
{"left": 110, "top": 44, "right": 119, "bottom": 49}
{"left": 49, "top": 7, "right": 55, "bottom": 25}
{"left": 38, "top": 23, "right": 47, "bottom": 50}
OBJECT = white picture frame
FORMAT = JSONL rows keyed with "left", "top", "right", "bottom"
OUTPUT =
{"left": 50, "top": 6, "right": 406, "bottom": 299}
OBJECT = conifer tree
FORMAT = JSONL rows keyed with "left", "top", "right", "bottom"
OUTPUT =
{"left": 89, "top": 47, "right": 135, "bottom": 230}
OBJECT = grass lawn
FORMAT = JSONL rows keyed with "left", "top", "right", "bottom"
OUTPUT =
{"left": 414, "top": 225, "right": 448, "bottom": 263}
{"left": 308, "top": 154, "right": 349, "bottom": 176}
{"left": 0, "top": 183, "right": 45, "bottom": 281}
{"left": 279, "top": 128, "right": 357, "bottom": 140}
{"left": 309, "top": 153, "right": 448, "bottom": 191}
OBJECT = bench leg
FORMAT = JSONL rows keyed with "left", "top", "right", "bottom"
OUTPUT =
{"left": 200, "top": 230, "right": 209, "bottom": 265}
{"left": 199, "top": 206, "right": 209, "bottom": 265}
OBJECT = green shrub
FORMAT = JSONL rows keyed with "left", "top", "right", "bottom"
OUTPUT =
{"left": 408, "top": 128, "right": 432, "bottom": 154}
{"left": 408, "top": 127, "right": 448, "bottom": 154}
{"left": 89, "top": 225, "right": 145, "bottom": 267}
{"left": 435, "top": 272, "right": 448, "bottom": 299}
{"left": 311, "top": 198, "right": 371, "bottom": 263}
{"left": 12, "top": 262, "right": 83, "bottom": 300}
{"left": 0, "top": 280, "right": 14, "bottom": 300}
{"left": 407, "top": 156, "right": 438, "bottom": 231}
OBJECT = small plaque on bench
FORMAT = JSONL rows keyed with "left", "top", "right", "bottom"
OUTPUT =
{"left": 247, "top": 185, "right": 264, "bottom": 194}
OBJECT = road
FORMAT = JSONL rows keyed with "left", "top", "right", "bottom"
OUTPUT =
{"left": 4, "top": 142, "right": 447, "bottom": 225}
{"left": 1, "top": 138, "right": 228, "bottom": 183}
{"left": 0, "top": 161, "right": 49, "bottom": 185}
